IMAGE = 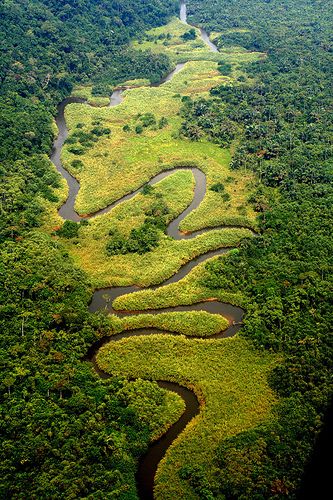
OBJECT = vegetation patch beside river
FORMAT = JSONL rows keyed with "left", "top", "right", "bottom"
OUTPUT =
{"left": 97, "top": 335, "right": 277, "bottom": 499}
{"left": 57, "top": 15, "right": 262, "bottom": 221}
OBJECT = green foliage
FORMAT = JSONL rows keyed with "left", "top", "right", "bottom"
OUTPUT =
{"left": 0, "top": 234, "right": 140, "bottom": 497}
{"left": 215, "top": 395, "right": 319, "bottom": 498}
{"left": 0, "top": 155, "right": 60, "bottom": 242}
{"left": 105, "top": 229, "right": 128, "bottom": 256}
{"left": 66, "top": 123, "right": 111, "bottom": 155}
{"left": 181, "top": 28, "right": 196, "bottom": 41}
{"left": 135, "top": 124, "right": 144, "bottom": 134}
{"left": 106, "top": 222, "right": 160, "bottom": 256}
{"left": 186, "top": 0, "right": 333, "bottom": 496}
{"left": 97, "top": 335, "right": 276, "bottom": 499}
{"left": 158, "top": 116, "right": 169, "bottom": 129}
{"left": 180, "top": 97, "right": 237, "bottom": 146}
{"left": 217, "top": 61, "right": 232, "bottom": 76}
{"left": 141, "top": 183, "right": 154, "bottom": 196}
{"left": 179, "top": 465, "right": 214, "bottom": 500}
{"left": 91, "top": 126, "right": 111, "bottom": 137}
{"left": 210, "top": 182, "right": 225, "bottom": 193}
{"left": 56, "top": 220, "right": 80, "bottom": 239}
{"left": 0, "top": 0, "right": 183, "bottom": 496}
{"left": 92, "top": 83, "right": 113, "bottom": 96}
{"left": 120, "top": 310, "right": 229, "bottom": 338}
{"left": 106, "top": 193, "right": 171, "bottom": 256}
{"left": 139, "top": 112, "right": 157, "bottom": 128}
{"left": 0, "top": 95, "right": 54, "bottom": 162}
{"left": 71, "top": 159, "right": 84, "bottom": 171}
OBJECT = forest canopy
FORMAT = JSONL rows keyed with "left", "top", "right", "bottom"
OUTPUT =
{"left": 181, "top": 0, "right": 333, "bottom": 498}
{"left": 0, "top": 0, "right": 179, "bottom": 497}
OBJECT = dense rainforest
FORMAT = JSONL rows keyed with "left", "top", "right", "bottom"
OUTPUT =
{"left": 179, "top": 0, "right": 332, "bottom": 498}
{"left": 1, "top": 0, "right": 332, "bottom": 498}
{"left": 0, "top": 0, "right": 180, "bottom": 497}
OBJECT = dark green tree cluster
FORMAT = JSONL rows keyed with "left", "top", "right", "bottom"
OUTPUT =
{"left": 180, "top": 97, "right": 238, "bottom": 145}
{"left": 181, "top": 0, "right": 333, "bottom": 497}
{"left": 130, "top": 113, "right": 168, "bottom": 134}
{"left": 181, "top": 28, "right": 197, "bottom": 41}
{"left": 66, "top": 120, "right": 111, "bottom": 156}
{"left": 106, "top": 195, "right": 169, "bottom": 255}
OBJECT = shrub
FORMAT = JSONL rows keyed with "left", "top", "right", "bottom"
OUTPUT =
{"left": 68, "top": 146, "right": 85, "bottom": 155}
{"left": 158, "top": 117, "right": 168, "bottom": 129}
{"left": 106, "top": 222, "right": 160, "bottom": 256}
{"left": 210, "top": 182, "right": 225, "bottom": 193}
{"left": 141, "top": 184, "right": 154, "bottom": 196}
{"left": 127, "top": 223, "right": 159, "bottom": 254}
{"left": 91, "top": 126, "right": 111, "bottom": 137}
{"left": 71, "top": 159, "right": 84, "bottom": 171}
{"left": 106, "top": 229, "right": 128, "bottom": 256}
{"left": 139, "top": 113, "right": 156, "bottom": 128}
{"left": 56, "top": 220, "right": 80, "bottom": 238}
{"left": 181, "top": 28, "right": 196, "bottom": 41}
{"left": 218, "top": 61, "right": 232, "bottom": 76}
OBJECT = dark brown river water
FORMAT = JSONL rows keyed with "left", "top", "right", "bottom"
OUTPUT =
{"left": 51, "top": 3, "right": 248, "bottom": 498}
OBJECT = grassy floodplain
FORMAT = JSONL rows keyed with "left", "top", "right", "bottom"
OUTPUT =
{"left": 97, "top": 336, "right": 277, "bottom": 499}
{"left": 58, "top": 170, "right": 254, "bottom": 287}
{"left": 112, "top": 310, "right": 229, "bottom": 338}
{"left": 48, "top": 16, "right": 263, "bottom": 291}
{"left": 112, "top": 252, "right": 244, "bottom": 312}
{"left": 59, "top": 17, "right": 263, "bottom": 219}
{"left": 46, "top": 14, "right": 277, "bottom": 499}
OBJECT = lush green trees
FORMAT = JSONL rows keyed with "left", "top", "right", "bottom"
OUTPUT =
{"left": 0, "top": 0, "right": 177, "bottom": 243}
{"left": 181, "top": 28, "right": 197, "bottom": 41}
{"left": 0, "top": 0, "right": 179, "bottom": 496}
{"left": 180, "top": 0, "right": 333, "bottom": 497}
{"left": 0, "top": 233, "right": 179, "bottom": 498}
{"left": 180, "top": 97, "right": 238, "bottom": 146}
{"left": 106, "top": 198, "right": 169, "bottom": 255}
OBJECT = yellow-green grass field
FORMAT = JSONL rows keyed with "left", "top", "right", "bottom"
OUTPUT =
{"left": 62, "top": 78, "right": 256, "bottom": 220}
{"left": 49, "top": 168, "right": 254, "bottom": 289}
{"left": 134, "top": 17, "right": 264, "bottom": 66}
{"left": 59, "top": 16, "right": 262, "bottom": 219}
{"left": 112, "top": 251, "right": 244, "bottom": 312}
{"left": 110, "top": 310, "right": 229, "bottom": 338}
{"left": 97, "top": 335, "right": 277, "bottom": 499}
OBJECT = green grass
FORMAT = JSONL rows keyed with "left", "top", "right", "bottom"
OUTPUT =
{"left": 97, "top": 335, "right": 277, "bottom": 499}
{"left": 43, "top": 14, "right": 276, "bottom": 499}
{"left": 113, "top": 310, "right": 229, "bottom": 338}
{"left": 53, "top": 170, "right": 253, "bottom": 289}
{"left": 112, "top": 252, "right": 245, "bottom": 312}
{"left": 59, "top": 15, "right": 261, "bottom": 218}
{"left": 134, "top": 17, "right": 264, "bottom": 67}
{"left": 62, "top": 97, "right": 257, "bottom": 222}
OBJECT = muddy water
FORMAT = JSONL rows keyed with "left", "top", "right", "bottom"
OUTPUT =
{"left": 51, "top": 2, "right": 247, "bottom": 499}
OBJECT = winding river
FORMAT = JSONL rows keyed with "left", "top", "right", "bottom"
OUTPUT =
{"left": 51, "top": 2, "right": 247, "bottom": 498}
